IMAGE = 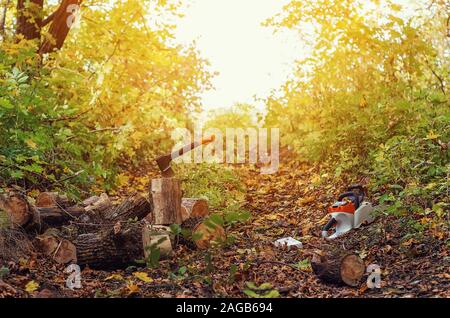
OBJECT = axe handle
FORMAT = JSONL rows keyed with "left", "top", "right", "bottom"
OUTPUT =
{"left": 170, "top": 135, "right": 215, "bottom": 160}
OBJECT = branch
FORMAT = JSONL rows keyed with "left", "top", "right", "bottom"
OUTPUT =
{"left": 425, "top": 59, "right": 447, "bottom": 96}
{"left": 43, "top": 107, "right": 91, "bottom": 123}
{"left": 41, "top": 10, "right": 57, "bottom": 27}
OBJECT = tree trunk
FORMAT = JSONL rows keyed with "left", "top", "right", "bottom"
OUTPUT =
{"left": 149, "top": 178, "right": 182, "bottom": 225}
{"left": 104, "top": 194, "right": 152, "bottom": 223}
{"left": 75, "top": 221, "right": 145, "bottom": 269}
{"left": 0, "top": 0, "right": 11, "bottom": 37}
{"left": 39, "top": 0, "right": 82, "bottom": 54}
{"left": 311, "top": 252, "right": 365, "bottom": 287}
{"left": 16, "top": 0, "right": 43, "bottom": 40}
{"left": 181, "top": 198, "right": 209, "bottom": 219}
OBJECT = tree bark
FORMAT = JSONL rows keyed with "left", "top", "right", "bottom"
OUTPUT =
{"left": 104, "top": 194, "right": 152, "bottom": 223}
{"left": 39, "top": 0, "right": 82, "bottom": 54}
{"left": 34, "top": 205, "right": 86, "bottom": 227}
{"left": 311, "top": 251, "right": 365, "bottom": 287}
{"left": 82, "top": 193, "right": 111, "bottom": 214}
{"left": 0, "top": 0, "right": 11, "bottom": 37}
{"left": 75, "top": 221, "right": 145, "bottom": 269}
{"left": 149, "top": 178, "right": 182, "bottom": 225}
{"left": 16, "top": 0, "right": 43, "bottom": 40}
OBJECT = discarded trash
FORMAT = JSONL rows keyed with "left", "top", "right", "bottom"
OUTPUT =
{"left": 274, "top": 237, "right": 303, "bottom": 249}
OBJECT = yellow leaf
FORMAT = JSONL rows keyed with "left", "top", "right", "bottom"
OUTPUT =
{"left": 426, "top": 130, "right": 440, "bottom": 140}
{"left": 25, "top": 139, "right": 37, "bottom": 149}
{"left": 25, "top": 280, "right": 39, "bottom": 292}
{"left": 105, "top": 274, "right": 124, "bottom": 281}
{"left": 126, "top": 282, "right": 140, "bottom": 295}
{"left": 116, "top": 173, "right": 130, "bottom": 187}
{"left": 133, "top": 272, "right": 153, "bottom": 283}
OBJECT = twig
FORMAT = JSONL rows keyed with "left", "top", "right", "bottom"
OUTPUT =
{"left": 43, "top": 108, "right": 91, "bottom": 123}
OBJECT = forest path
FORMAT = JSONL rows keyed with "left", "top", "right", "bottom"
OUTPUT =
{"left": 1, "top": 158, "right": 448, "bottom": 298}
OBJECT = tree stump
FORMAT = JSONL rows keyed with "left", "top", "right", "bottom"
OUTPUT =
{"left": 311, "top": 251, "right": 365, "bottom": 287}
{"left": 181, "top": 198, "right": 209, "bottom": 219}
{"left": 149, "top": 178, "right": 182, "bottom": 225}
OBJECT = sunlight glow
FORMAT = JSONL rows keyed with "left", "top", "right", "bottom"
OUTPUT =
{"left": 174, "top": 0, "right": 306, "bottom": 111}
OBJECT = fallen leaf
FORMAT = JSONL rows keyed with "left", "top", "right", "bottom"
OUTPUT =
{"left": 126, "top": 282, "right": 140, "bottom": 295}
{"left": 105, "top": 274, "right": 124, "bottom": 281}
{"left": 25, "top": 280, "right": 39, "bottom": 293}
{"left": 133, "top": 272, "right": 153, "bottom": 283}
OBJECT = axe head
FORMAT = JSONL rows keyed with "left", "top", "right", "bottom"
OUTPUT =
{"left": 156, "top": 154, "right": 175, "bottom": 178}
{"left": 155, "top": 135, "right": 216, "bottom": 178}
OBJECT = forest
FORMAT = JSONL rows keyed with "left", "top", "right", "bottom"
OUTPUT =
{"left": 0, "top": 0, "right": 448, "bottom": 299}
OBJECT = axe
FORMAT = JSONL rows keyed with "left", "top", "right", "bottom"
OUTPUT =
{"left": 156, "top": 135, "right": 216, "bottom": 178}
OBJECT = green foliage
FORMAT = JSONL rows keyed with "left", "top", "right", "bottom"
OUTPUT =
{"left": 0, "top": 0, "right": 211, "bottom": 196}
{"left": 0, "top": 266, "right": 9, "bottom": 279}
{"left": 265, "top": 0, "right": 449, "bottom": 229}
{"left": 177, "top": 163, "right": 249, "bottom": 221}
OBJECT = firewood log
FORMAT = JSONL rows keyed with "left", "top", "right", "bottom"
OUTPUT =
{"left": 34, "top": 205, "right": 87, "bottom": 227}
{"left": 181, "top": 217, "right": 226, "bottom": 250}
{"left": 75, "top": 221, "right": 146, "bottom": 269}
{"left": 149, "top": 178, "right": 182, "bottom": 225}
{"left": 35, "top": 192, "right": 73, "bottom": 208}
{"left": 181, "top": 205, "right": 190, "bottom": 222}
{"left": 311, "top": 251, "right": 365, "bottom": 287}
{"left": 181, "top": 198, "right": 209, "bottom": 219}
{"left": 0, "top": 192, "right": 35, "bottom": 228}
{"left": 104, "top": 194, "right": 153, "bottom": 223}
{"left": 36, "top": 229, "right": 77, "bottom": 264}
{"left": 83, "top": 193, "right": 111, "bottom": 214}
{"left": 142, "top": 225, "right": 174, "bottom": 259}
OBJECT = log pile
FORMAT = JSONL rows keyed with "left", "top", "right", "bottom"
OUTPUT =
{"left": 0, "top": 177, "right": 227, "bottom": 269}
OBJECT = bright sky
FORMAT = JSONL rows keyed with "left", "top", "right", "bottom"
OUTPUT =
{"left": 174, "top": 0, "right": 306, "bottom": 112}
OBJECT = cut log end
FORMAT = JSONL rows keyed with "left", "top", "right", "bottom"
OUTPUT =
{"left": 311, "top": 252, "right": 365, "bottom": 287}
{"left": 35, "top": 192, "right": 72, "bottom": 208}
{"left": 0, "top": 192, "right": 33, "bottom": 227}
{"left": 340, "top": 254, "right": 366, "bottom": 287}
{"left": 36, "top": 232, "right": 77, "bottom": 264}
{"left": 181, "top": 198, "right": 209, "bottom": 219}
{"left": 192, "top": 222, "right": 226, "bottom": 250}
